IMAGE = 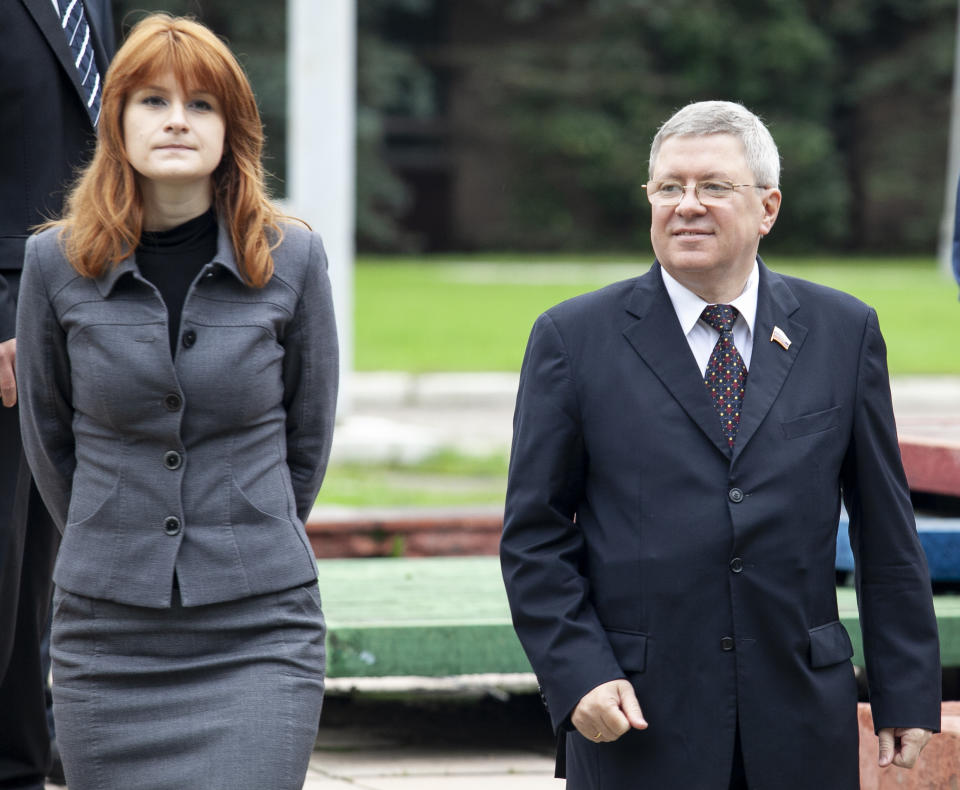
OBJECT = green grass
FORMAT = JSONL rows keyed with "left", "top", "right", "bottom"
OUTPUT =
{"left": 355, "top": 255, "right": 960, "bottom": 375}
{"left": 338, "top": 255, "right": 959, "bottom": 508}
{"left": 319, "top": 450, "right": 509, "bottom": 507}
{"left": 774, "top": 258, "right": 959, "bottom": 375}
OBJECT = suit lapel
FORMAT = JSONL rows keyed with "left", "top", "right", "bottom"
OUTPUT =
{"left": 22, "top": 0, "right": 105, "bottom": 118}
{"left": 732, "top": 262, "right": 807, "bottom": 461}
{"left": 622, "top": 264, "right": 730, "bottom": 456}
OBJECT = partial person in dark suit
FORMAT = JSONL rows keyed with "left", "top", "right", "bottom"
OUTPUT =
{"left": 0, "top": 2, "right": 112, "bottom": 788}
{"left": 501, "top": 100, "right": 941, "bottom": 789}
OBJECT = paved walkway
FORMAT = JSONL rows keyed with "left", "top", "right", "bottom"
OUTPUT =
{"left": 333, "top": 372, "right": 960, "bottom": 463}
{"left": 331, "top": 372, "right": 519, "bottom": 463}
{"left": 303, "top": 749, "right": 556, "bottom": 789}
{"left": 304, "top": 690, "right": 556, "bottom": 789}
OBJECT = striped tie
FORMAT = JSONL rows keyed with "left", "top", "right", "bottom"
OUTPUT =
{"left": 61, "top": 0, "right": 102, "bottom": 126}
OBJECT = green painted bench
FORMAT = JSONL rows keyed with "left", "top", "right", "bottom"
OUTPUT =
{"left": 317, "top": 556, "right": 960, "bottom": 677}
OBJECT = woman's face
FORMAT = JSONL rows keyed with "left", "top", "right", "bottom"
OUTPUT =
{"left": 123, "top": 70, "right": 225, "bottom": 189}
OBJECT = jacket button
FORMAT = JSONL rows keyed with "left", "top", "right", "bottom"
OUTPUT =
{"left": 730, "top": 557, "right": 744, "bottom": 573}
{"left": 163, "top": 451, "right": 183, "bottom": 470}
{"left": 721, "top": 637, "right": 735, "bottom": 651}
{"left": 728, "top": 488, "right": 744, "bottom": 503}
{"left": 163, "top": 393, "right": 182, "bottom": 411}
{"left": 163, "top": 516, "right": 181, "bottom": 536}
{"left": 182, "top": 330, "right": 197, "bottom": 348}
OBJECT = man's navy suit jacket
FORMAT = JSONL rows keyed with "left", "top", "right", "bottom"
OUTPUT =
{"left": 501, "top": 260, "right": 941, "bottom": 790}
{"left": 0, "top": 0, "right": 113, "bottom": 341}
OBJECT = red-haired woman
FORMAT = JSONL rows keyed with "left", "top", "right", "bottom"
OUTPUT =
{"left": 16, "top": 14, "right": 338, "bottom": 790}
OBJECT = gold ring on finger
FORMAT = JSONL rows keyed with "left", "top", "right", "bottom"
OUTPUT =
{"left": 593, "top": 731, "right": 603, "bottom": 741}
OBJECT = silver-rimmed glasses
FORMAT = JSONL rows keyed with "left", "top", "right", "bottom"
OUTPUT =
{"left": 642, "top": 180, "right": 765, "bottom": 207}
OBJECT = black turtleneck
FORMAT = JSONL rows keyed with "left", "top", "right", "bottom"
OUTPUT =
{"left": 137, "top": 209, "right": 218, "bottom": 355}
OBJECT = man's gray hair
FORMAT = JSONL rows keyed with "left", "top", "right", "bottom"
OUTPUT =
{"left": 649, "top": 101, "right": 780, "bottom": 188}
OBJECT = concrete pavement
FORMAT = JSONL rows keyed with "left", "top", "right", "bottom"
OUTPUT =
{"left": 304, "top": 688, "right": 555, "bottom": 789}
{"left": 333, "top": 372, "right": 960, "bottom": 463}
{"left": 303, "top": 750, "right": 556, "bottom": 789}
{"left": 331, "top": 372, "right": 519, "bottom": 464}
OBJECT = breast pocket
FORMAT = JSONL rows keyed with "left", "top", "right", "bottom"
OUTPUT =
{"left": 781, "top": 405, "right": 841, "bottom": 439}
{"left": 69, "top": 323, "right": 171, "bottom": 426}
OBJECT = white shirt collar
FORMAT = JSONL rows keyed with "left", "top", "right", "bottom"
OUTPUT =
{"left": 660, "top": 260, "right": 759, "bottom": 337}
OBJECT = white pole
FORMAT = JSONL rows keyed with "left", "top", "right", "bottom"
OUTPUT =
{"left": 937, "top": 0, "right": 960, "bottom": 280}
{"left": 287, "top": 0, "right": 356, "bottom": 412}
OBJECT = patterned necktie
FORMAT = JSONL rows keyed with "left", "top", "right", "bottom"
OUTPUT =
{"left": 60, "top": 0, "right": 102, "bottom": 126}
{"left": 701, "top": 304, "right": 747, "bottom": 449}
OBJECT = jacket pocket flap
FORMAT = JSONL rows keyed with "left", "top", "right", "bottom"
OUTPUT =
{"left": 809, "top": 621, "right": 853, "bottom": 668}
{"left": 782, "top": 405, "right": 841, "bottom": 439}
{"left": 605, "top": 628, "right": 648, "bottom": 673}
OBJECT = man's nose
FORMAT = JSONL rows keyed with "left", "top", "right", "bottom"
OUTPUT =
{"left": 674, "top": 186, "right": 706, "bottom": 214}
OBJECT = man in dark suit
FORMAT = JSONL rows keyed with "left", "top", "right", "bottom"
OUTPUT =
{"left": 501, "top": 101, "right": 941, "bottom": 789}
{"left": 0, "top": 2, "right": 112, "bottom": 787}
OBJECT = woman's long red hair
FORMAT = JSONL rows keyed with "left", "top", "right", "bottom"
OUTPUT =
{"left": 52, "top": 14, "right": 284, "bottom": 287}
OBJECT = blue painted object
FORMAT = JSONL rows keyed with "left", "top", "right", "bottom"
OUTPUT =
{"left": 836, "top": 515, "right": 960, "bottom": 582}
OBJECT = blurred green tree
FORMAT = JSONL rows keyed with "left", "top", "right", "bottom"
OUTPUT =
{"left": 108, "top": 0, "right": 956, "bottom": 253}
{"left": 356, "top": 0, "right": 438, "bottom": 249}
{"left": 432, "top": 0, "right": 953, "bottom": 252}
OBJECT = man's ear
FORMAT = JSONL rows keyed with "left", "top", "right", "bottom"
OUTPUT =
{"left": 758, "top": 188, "right": 781, "bottom": 238}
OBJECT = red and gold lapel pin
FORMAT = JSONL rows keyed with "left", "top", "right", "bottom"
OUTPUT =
{"left": 770, "top": 325, "right": 791, "bottom": 350}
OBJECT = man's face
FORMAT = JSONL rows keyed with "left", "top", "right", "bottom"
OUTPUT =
{"left": 648, "top": 134, "right": 780, "bottom": 299}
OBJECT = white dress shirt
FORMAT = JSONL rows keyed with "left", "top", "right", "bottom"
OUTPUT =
{"left": 660, "top": 261, "right": 759, "bottom": 375}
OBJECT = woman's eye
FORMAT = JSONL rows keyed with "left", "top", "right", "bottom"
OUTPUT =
{"left": 190, "top": 100, "right": 213, "bottom": 111}
{"left": 142, "top": 95, "right": 166, "bottom": 107}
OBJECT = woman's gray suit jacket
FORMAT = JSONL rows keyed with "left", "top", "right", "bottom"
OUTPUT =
{"left": 16, "top": 220, "right": 338, "bottom": 608}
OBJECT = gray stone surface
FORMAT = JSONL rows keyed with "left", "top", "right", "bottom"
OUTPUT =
{"left": 332, "top": 372, "right": 960, "bottom": 464}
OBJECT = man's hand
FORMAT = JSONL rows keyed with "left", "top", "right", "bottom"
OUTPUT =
{"left": 878, "top": 727, "right": 932, "bottom": 769}
{"left": 571, "top": 679, "right": 648, "bottom": 743}
{"left": 0, "top": 337, "right": 15, "bottom": 407}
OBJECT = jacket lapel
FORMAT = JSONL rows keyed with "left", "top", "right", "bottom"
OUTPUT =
{"left": 21, "top": 0, "right": 108, "bottom": 119}
{"left": 732, "top": 261, "right": 807, "bottom": 462}
{"left": 622, "top": 264, "right": 730, "bottom": 457}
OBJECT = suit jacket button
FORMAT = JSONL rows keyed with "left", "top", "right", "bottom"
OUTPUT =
{"left": 730, "top": 557, "right": 744, "bottom": 573}
{"left": 182, "top": 329, "right": 197, "bottom": 348}
{"left": 721, "top": 637, "right": 735, "bottom": 651}
{"left": 164, "top": 516, "right": 181, "bottom": 536}
{"left": 728, "top": 488, "right": 744, "bottom": 503}
{"left": 163, "top": 450, "right": 183, "bottom": 470}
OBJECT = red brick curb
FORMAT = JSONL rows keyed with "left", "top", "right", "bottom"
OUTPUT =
{"left": 899, "top": 434, "right": 960, "bottom": 498}
{"left": 306, "top": 507, "right": 503, "bottom": 558}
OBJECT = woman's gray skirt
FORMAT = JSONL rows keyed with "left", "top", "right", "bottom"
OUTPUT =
{"left": 51, "top": 581, "right": 325, "bottom": 790}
